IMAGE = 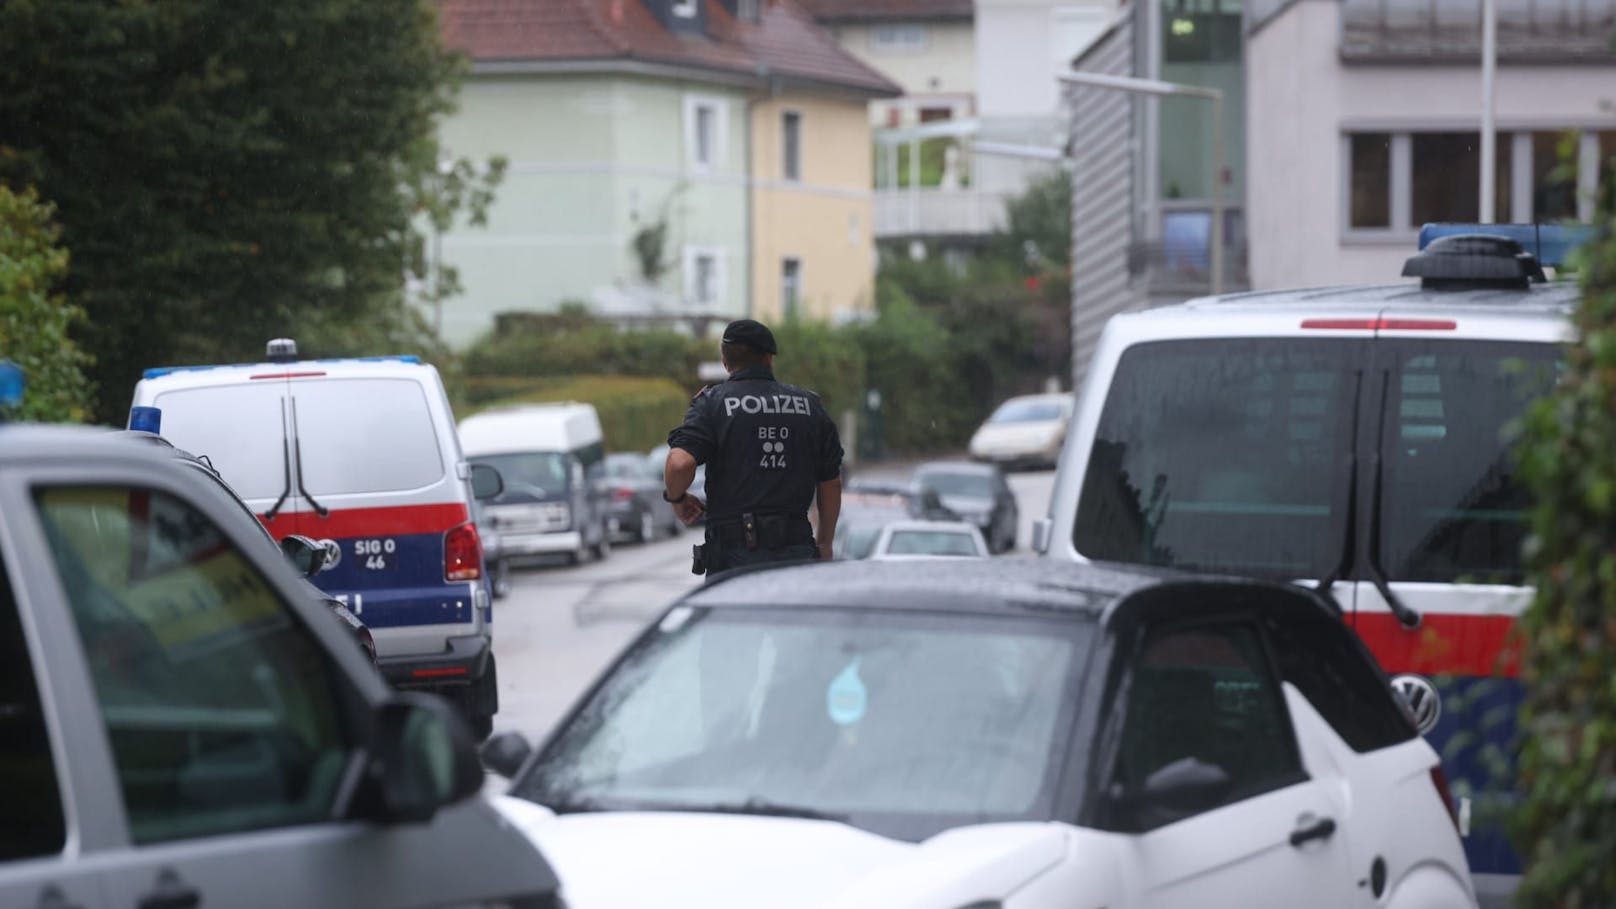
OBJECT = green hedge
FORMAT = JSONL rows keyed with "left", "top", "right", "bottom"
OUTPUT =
{"left": 460, "top": 375, "right": 691, "bottom": 454}
{"left": 463, "top": 321, "right": 708, "bottom": 383}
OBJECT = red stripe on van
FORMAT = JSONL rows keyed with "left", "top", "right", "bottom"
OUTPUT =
{"left": 259, "top": 503, "right": 469, "bottom": 539}
{"left": 1353, "top": 612, "right": 1520, "bottom": 678}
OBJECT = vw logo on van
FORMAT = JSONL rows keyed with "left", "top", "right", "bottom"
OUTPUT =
{"left": 1391, "top": 674, "right": 1442, "bottom": 734}
{"left": 318, "top": 538, "right": 342, "bottom": 570}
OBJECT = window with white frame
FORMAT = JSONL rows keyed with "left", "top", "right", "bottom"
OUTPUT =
{"left": 684, "top": 95, "right": 728, "bottom": 172}
{"left": 683, "top": 247, "right": 725, "bottom": 308}
{"left": 870, "top": 24, "right": 927, "bottom": 53}
{"left": 672, "top": 0, "right": 697, "bottom": 17}
{"left": 781, "top": 257, "right": 802, "bottom": 318}
{"left": 781, "top": 111, "right": 802, "bottom": 182}
{"left": 1345, "top": 127, "right": 1606, "bottom": 234}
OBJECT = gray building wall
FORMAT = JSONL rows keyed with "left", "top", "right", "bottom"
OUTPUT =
{"left": 1066, "top": 14, "right": 1143, "bottom": 392}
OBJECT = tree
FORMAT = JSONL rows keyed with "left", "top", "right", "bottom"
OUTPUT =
{"left": 0, "top": 0, "right": 491, "bottom": 423}
{"left": 0, "top": 186, "right": 93, "bottom": 422}
{"left": 1514, "top": 172, "right": 1616, "bottom": 904}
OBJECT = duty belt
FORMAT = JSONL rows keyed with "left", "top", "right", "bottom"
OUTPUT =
{"left": 706, "top": 513, "right": 812, "bottom": 551}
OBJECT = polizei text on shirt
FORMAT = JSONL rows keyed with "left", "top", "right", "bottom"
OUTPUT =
{"left": 724, "top": 393, "right": 812, "bottom": 417}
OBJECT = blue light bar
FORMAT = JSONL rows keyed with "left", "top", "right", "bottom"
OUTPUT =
{"left": 1418, "top": 223, "right": 1595, "bottom": 268}
{"left": 127, "top": 406, "right": 163, "bottom": 434}
{"left": 142, "top": 355, "right": 422, "bottom": 380}
{"left": 0, "top": 361, "right": 24, "bottom": 410}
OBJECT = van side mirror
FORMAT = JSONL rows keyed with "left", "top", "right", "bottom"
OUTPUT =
{"left": 366, "top": 694, "right": 484, "bottom": 824}
{"left": 1139, "top": 757, "right": 1233, "bottom": 814}
{"left": 470, "top": 463, "right": 504, "bottom": 501}
{"left": 280, "top": 534, "right": 329, "bottom": 577}
{"left": 479, "top": 730, "right": 534, "bottom": 779}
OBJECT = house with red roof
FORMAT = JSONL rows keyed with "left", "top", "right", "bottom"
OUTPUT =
{"left": 433, "top": 0, "right": 899, "bottom": 343}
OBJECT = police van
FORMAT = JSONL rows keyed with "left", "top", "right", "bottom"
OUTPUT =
{"left": 130, "top": 340, "right": 503, "bottom": 737}
{"left": 1036, "top": 225, "right": 1588, "bottom": 906}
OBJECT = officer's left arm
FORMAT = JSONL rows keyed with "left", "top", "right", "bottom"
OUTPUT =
{"left": 814, "top": 476, "right": 841, "bottom": 561}
{"left": 813, "top": 402, "right": 846, "bottom": 559}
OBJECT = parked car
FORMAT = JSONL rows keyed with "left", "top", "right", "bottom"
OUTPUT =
{"left": 1036, "top": 225, "right": 1584, "bottom": 900}
{"left": 115, "top": 428, "right": 379, "bottom": 666}
{"left": 603, "top": 452, "right": 681, "bottom": 542}
{"left": 868, "top": 520, "right": 989, "bottom": 560}
{"left": 482, "top": 559, "right": 1473, "bottom": 909}
{"left": 912, "top": 461, "right": 1019, "bottom": 554}
{"left": 0, "top": 405, "right": 562, "bottom": 908}
{"left": 968, "top": 392, "right": 1074, "bottom": 469}
{"left": 832, "top": 489, "right": 917, "bottom": 560}
{"left": 130, "top": 339, "right": 504, "bottom": 739}
{"left": 461, "top": 403, "right": 612, "bottom": 565}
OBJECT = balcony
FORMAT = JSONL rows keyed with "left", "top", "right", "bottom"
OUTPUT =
{"left": 1340, "top": 0, "right": 1616, "bottom": 62}
{"left": 873, "top": 188, "right": 1017, "bottom": 239}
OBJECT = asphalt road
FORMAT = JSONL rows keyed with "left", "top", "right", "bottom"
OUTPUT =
{"left": 487, "top": 465, "right": 1058, "bottom": 751}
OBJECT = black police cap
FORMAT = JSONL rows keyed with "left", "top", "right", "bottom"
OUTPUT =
{"left": 722, "top": 319, "right": 778, "bottom": 355}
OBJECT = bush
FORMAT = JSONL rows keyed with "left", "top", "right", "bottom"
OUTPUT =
{"left": 461, "top": 374, "right": 691, "bottom": 454}
{"left": 1514, "top": 177, "right": 1616, "bottom": 906}
{"left": 847, "top": 295, "right": 972, "bottom": 454}
{"left": 0, "top": 186, "right": 92, "bottom": 422}
{"left": 463, "top": 320, "right": 707, "bottom": 384}
{"left": 770, "top": 318, "right": 866, "bottom": 423}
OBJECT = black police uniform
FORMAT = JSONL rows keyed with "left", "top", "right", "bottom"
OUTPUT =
{"left": 667, "top": 365, "right": 843, "bottom": 573}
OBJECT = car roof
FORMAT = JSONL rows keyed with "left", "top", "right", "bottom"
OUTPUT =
{"left": 914, "top": 461, "right": 997, "bottom": 476}
{"left": 684, "top": 559, "right": 1175, "bottom": 618}
{"left": 136, "top": 355, "right": 430, "bottom": 387}
{"left": 0, "top": 423, "right": 186, "bottom": 465}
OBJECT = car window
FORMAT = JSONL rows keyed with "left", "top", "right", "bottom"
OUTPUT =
{"left": 885, "top": 530, "right": 980, "bottom": 557}
{"left": 916, "top": 471, "right": 994, "bottom": 498}
{"left": 1112, "top": 621, "right": 1304, "bottom": 829}
{"left": 989, "top": 400, "right": 1066, "bottom": 423}
{"left": 293, "top": 379, "right": 445, "bottom": 495}
{"left": 1074, "top": 338, "right": 1358, "bottom": 578}
{"left": 0, "top": 554, "right": 66, "bottom": 861}
{"left": 34, "top": 486, "right": 351, "bottom": 844}
{"left": 1263, "top": 612, "right": 1416, "bottom": 753}
{"left": 474, "top": 452, "right": 573, "bottom": 500}
{"left": 1378, "top": 341, "right": 1561, "bottom": 585}
{"left": 153, "top": 383, "right": 289, "bottom": 501}
{"left": 520, "top": 607, "right": 1084, "bottom": 842}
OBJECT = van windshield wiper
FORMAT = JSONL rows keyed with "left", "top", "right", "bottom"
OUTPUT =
{"left": 686, "top": 797, "right": 847, "bottom": 823}
{"left": 264, "top": 398, "right": 292, "bottom": 521}
{"left": 1315, "top": 370, "right": 1362, "bottom": 617}
{"left": 289, "top": 398, "right": 329, "bottom": 517}
{"left": 1366, "top": 370, "right": 1421, "bottom": 630}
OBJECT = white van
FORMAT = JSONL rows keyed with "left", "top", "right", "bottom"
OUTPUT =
{"left": 130, "top": 340, "right": 503, "bottom": 738}
{"left": 459, "top": 403, "right": 612, "bottom": 565}
{"left": 1036, "top": 225, "right": 1588, "bottom": 907}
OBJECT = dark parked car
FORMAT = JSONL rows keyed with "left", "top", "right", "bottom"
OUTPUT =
{"left": 912, "top": 461, "right": 1019, "bottom": 553}
{"left": 479, "top": 560, "right": 1469, "bottom": 908}
{"left": 603, "top": 452, "right": 682, "bottom": 542}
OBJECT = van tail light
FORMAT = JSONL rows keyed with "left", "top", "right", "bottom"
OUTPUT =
{"left": 612, "top": 487, "right": 636, "bottom": 502}
{"left": 445, "top": 522, "right": 484, "bottom": 582}
{"left": 1430, "top": 765, "right": 1460, "bottom": 833}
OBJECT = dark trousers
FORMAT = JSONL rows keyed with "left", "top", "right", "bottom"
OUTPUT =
{"left": 704, "top": 541, "right": 818, "bottom": 574}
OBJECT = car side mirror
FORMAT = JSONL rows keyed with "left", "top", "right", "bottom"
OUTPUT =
{"left": 479, "top": 730, "right": 534, "bottom": 779}
{"left": 367, "top": 694, "right": 483, "bottom": 824}
{"left": 1139, "top": 757, "right": 1233, "bottom": 815}
{"left": 280, "top": 534, "right": 329, "bottom": 577}
{"left": 470, "top": 463, "right": 504, "bottom": 501}
{"left": 1031, "top": 517, "right": 1052, "bottom": 553}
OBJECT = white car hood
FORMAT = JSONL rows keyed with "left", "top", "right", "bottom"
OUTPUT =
{"left": 970, "top": 422, "right": 1060, "bottom": 452}
{"left": 492, "top": 796, "right": 1068, "bottom": 909}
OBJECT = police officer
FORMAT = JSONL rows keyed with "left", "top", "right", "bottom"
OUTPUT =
{"left": 663, "top": 319, "right": 843, "bottom": 573}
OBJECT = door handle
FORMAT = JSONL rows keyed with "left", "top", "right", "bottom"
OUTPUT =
{"left": 36, "top": 885, "right": 83, "bottom": 909}
{"left": 137, "top": 869, "right": 201, "bottom": 909}
{"left": 1289, "top": 815, "right": 1338, "bottom": 847}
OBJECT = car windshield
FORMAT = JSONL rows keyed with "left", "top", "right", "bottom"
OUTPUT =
{"left": 514, "top": 606, "right": 1085, "bottom": 842}
{"left": 989, "top": 399, "right": 1065, "bottom": 424}
{"left": 473, "top": 451, "right": 572, "bottom": 498}
{"left": 916, "top": 471, "right": 994, "bottom": 498}
{"left": 884, "top": 529, "right": 980, "bottom": 557}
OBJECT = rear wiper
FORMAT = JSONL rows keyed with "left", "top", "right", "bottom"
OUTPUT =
{"left": 288, "top": 397, "right": 329, "bottom": 517}
{"left": 1365, "top": 370, "right": 1420, "bottom": 630}
{"left": 699, "top": 797, "right": 847, "bottom": 822}
{"left": 264, "top": 398, "right": 292, "bottom": 521}
{"left": 1315, "top": 370, "right": 1363, "bottom": 616}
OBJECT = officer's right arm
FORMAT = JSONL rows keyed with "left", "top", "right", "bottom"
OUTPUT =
{"left": 665, "top": 393, "right": 715, "bottom": 522}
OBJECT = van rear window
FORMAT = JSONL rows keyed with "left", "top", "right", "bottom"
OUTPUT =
{"left": 1073, "top": 339, "right": 1357, "bottom": 578}
{"left": 293, "top": 379, "right": 445, "bottom": 495}
{"left": 154, "top": 383, "right": 290, "bottom": 502}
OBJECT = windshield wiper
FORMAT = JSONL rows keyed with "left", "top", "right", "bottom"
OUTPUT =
{"left": 264, "top": 398, "right": 292, "bottom": 521}
{"left": 288, "top": 397, "right": 329, "bottom": 517}
{"left": 1315, "top": 369, "right": 1363, "bottom": 616}
{"left": 694, "top": 797, "right": 848, "bottom": 823}
{"left": 1366, "top": 370, "right": 1420, "bottom": 630}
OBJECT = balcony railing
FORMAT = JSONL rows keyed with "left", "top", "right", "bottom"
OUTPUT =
{"left": 1339, "top": 0, "right": 1616, "bottom": 61}
{"left": 873, "top": 188, "right": 1018, "bottom": 238}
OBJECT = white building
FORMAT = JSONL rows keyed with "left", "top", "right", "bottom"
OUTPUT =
{"left": 804, "top": 0, "right": 978, "bottom": 127}
{"left": 1246, "top": 0, "right": 1616, "bottom": 289}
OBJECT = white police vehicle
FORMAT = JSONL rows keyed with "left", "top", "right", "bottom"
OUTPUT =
{"left": 1037, "top": 224, "right": 1590, "bottom": 907}
{"left": 130, "top": 340, "right": 505, "bottom": 738}
{"left": 0, "top": 363, "right": 561, "bottom": 908}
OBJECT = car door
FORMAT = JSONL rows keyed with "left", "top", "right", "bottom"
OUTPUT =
{"left": 1104, "top": 619, "right": 1353, "bottom": 909}
{"left": 18, "top": 475, "right": 553, "bottom": 909}
{"left": 1352, "top": 333, "right": 1563, "bottom": 875}
{"left": 0, "top": 541, "right": 106, "bottom": 909}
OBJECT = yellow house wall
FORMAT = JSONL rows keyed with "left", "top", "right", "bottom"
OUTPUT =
{"left": 749, "top": 93, "right": 877, "bottom": 323}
